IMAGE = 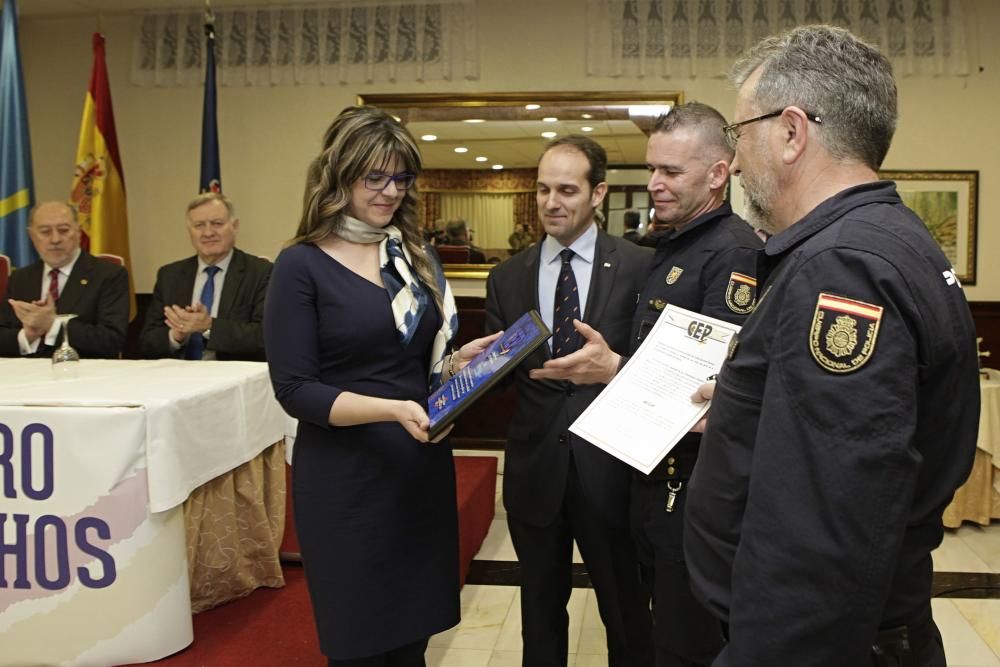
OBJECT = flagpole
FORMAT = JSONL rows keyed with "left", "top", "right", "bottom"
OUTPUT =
{"left": 200, "top": 0, "right": 222, "bottom": 194}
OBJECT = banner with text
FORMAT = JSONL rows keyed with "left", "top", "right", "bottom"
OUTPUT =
{"left": 0, "top": 406, "right": 192, "bottom": 666}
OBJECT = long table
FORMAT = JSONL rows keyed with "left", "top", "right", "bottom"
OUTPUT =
{"left": 0, "top": 359, "right": 287, "bottom": 666}
{"left": 944, "top": 368, "right": 1000, "bottom": 527}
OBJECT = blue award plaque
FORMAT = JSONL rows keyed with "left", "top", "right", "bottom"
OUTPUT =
{"left": 428, "top": 310, "right": 551, "bottom": 439}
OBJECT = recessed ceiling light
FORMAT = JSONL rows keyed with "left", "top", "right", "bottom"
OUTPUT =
{"left": 463, "top": 118, "right": 485, "bottom": 123}
{"left": 581, "top": 126, "right": 594, "bottom": 132}
{"left": 475, "top": 156, "right": 488, "bottom": 162}
{"left": 492, "top": 164, "right": 504, "bottom": 170}
{"left": 542, "top": 117, "right": 558, "bottom": 122}
{"left": 525, "top": 104, "right": 541, "bottom": 110}
{"left": 581, "top": 113, "right": 593, "bottom": 119}
{"left": 541, "top": 131, "right": 557, "bottom": 138}
{"left": 420, "top": 134, "right": 437, "bottom": 141}
{"left": 454, "top": 147, "right": 469, "bottom": 153}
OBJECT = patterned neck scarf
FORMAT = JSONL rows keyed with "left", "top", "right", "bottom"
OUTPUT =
{"left": 338, "top": 216, "right": 458, "bottom": 387}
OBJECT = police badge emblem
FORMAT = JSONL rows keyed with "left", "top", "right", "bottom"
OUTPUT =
{"left": 666, "top": 266, "right": 684, "bottom": 284}
{"left": 809, "top": 293, "right": 883, "bottom": 373}
{"left": 724, "top": 272, "right": 757, "bottom": 314}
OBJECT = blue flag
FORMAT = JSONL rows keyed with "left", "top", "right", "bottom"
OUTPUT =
{"left": 199, "top": 16, "right": 221, "bottom": 194}
{"left": 0, "top": 0, "right": 37, "bottom": 268}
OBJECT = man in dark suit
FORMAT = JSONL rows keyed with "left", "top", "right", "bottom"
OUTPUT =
{"left": 535, "top": 103, "right": 762, "bottom": 667}
{"left": 0, "top": 201, "right": 128, "bottom": 358}
{"left": 485, "top": 136, "right": 654, "bottom": 666}
{"left": 139, "top": 193, "right": 271, "bottom": 361}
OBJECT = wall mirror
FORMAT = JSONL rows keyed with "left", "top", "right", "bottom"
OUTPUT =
{"left": 359, "top": 92, "right": 683, "bottom": 279}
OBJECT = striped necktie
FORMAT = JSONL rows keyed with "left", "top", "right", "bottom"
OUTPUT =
{"left": 48, "top": 268, "right": 60, "bottom": 303}
{"left": 552, "top": 248, "right": 581, "bottom": 358}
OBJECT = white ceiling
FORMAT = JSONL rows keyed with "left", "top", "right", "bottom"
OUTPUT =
{"left": 373, "top": 99, "right": 672, "bottom": 170}
{"left": 410, "top": 119, "right": 649, "bottom": 170}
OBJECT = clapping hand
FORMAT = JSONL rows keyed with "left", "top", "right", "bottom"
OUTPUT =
{"left": 165, "top": 302, "right": 212, "bottom": 342}
{"left": 8, "top": 295, "right": 57, "bottom": 342}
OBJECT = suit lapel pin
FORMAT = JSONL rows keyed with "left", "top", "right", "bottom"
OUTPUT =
{"left": 80, "top": 279, "right": 88, "bottom": 285}
{"left": 603, "top": 262, "right": 611, "bottom": 268}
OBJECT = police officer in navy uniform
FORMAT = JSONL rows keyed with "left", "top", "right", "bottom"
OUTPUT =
{"left": 684, "top": 26, "right": 979, "bottom": 667}
{"left": 534, "top": 103, "right": 762, "bottom": 667}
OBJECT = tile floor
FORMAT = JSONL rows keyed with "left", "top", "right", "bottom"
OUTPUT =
{"left": 442, "top": 451, "right": 1000, "bottom": 667}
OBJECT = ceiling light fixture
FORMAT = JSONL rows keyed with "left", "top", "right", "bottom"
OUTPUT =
{"left": 454, "top": 147, "right": 469, "bottom": 153}
{"left": 581, "top": 113, "right": 593, "bottom": 119}
{"left": 581, "top": 126, "right": 594, "bottom": 132}
{"left": 542, "top": 117, "right": 558, "bottom": 122}
{"left": 420, "top": 134, "right": 437, "bottom": 141}
{"left": 525, "top": 104, "right": 541, "bottom": 110}
{"left": 541, "top": 131, "right": 557, "bottom": 138}
{"left": 463, "top": 118, "right": 485, "bottom": 123}
{"left": 475, "top": 156, "right": 488, "bottom": 162}
{"left": 492, "top": 164, "right": 504, "bottom": 170}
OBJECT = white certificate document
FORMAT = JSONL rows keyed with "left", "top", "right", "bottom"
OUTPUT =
{"left": 569, "top": 304, "right": 740, "bottom": 474}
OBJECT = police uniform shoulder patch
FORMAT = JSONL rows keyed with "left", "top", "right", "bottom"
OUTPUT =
{"left": 666, "top": 266, "right": 684, "bottom": 285}
{"left": 809, "top": 293, "right": 884, "bottom": 373}
{"left": 724, "top": 272, "right": 757, "bottom": 314}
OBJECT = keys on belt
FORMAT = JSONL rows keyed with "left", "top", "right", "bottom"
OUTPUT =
{"left": 665, "top": 480, "right": 682, "bottom": 513}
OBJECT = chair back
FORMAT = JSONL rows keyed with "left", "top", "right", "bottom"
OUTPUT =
{"left": 95, "top": 253, "right": 125, "bottom": 266}
{"left": 436, "top": 245, "right": 471, "bottom": 264}
{"left": 0, "top": 254, "right": 9, "bottom": 299}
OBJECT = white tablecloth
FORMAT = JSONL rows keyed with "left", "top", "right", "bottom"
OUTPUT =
{"left": 978, "top": 368, "right": 1000, "bottom": 494}
{"left": 0, "top": 359, "right": 286, "bottom": 512}
{"left": 0, "top": 358, "right": 287, "bottom": 666}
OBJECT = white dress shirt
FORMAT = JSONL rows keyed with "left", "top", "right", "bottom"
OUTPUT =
{"left": 17, "top": 249, "right": 82, "bottom": 355}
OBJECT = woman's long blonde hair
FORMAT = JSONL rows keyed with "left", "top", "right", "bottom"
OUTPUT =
{"left": 291, "top": 105, "right": 442, "bottom": 310}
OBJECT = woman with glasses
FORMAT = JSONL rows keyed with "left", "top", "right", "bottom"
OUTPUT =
{"left": 264, "top": 106, "right": 499, "bottom": 666}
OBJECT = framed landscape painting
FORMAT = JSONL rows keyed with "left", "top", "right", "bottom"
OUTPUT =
{"left": 880, "top": 170, "right": 979, "bottom": 285}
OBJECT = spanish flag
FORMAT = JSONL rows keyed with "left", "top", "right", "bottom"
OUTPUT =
{"left": 70, "top": 33, "right": 135, "bottom": 318}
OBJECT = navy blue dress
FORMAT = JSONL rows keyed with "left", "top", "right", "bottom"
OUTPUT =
{"left": 264, "top": 242, "right": 460, "bottom": 660}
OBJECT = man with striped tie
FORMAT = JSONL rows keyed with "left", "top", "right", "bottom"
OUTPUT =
{"left": 0, "top": 201, "right": 128, "bottom": 358}
{"left": 139, "top": 193, "right": 271, "bottom": 361}
{"left": 534, "top": 103, "right": 763, "bottom": 667}
{"left": 485, "top": 136, "right": 654, "bottom": 666}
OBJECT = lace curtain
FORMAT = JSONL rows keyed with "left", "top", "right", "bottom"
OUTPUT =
{"left": 585, "top": 0, "right": 970, "bottom": 79}
{"left": 131, "top": 1, "right": 478, "bottom": 87}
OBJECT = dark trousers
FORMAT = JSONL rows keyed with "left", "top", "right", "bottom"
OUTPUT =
{"left": 632, "top": 475, "right": 724, "bottom": 667}
{"left": 327, "top": 638, "right": 428, "bottom": 667}
{"left": 508, "top": 457, "right": 653, "bottom": 667}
